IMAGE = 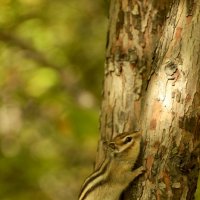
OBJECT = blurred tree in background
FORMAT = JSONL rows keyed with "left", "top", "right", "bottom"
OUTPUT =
{"left": 0, "top": 0, "right": 107, "bottom": 199}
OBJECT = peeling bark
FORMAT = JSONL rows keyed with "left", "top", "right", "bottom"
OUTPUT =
{"left": 97, "top": 0, "right": 200, "bottom": 199}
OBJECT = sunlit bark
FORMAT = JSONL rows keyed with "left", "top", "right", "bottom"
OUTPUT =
{"left": 97, "top": 0, "right": 200, "bottom": 199}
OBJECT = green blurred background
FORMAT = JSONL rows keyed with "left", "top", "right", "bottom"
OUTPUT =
{"left": 0, "top": 0, "right": 107, "bottom": 199}
{"left": 0, "top": 0, "right": 199, "bottom": 200}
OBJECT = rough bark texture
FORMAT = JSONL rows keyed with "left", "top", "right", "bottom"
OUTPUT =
{"left": 96, "top": 0, "right": 200, "bottom": 199}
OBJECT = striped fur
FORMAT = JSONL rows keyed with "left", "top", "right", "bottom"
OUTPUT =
{"left": 79, "top": 158, "right": 111, "bottom": 200}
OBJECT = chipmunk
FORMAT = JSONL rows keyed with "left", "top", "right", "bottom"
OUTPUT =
{"left": 78, "top": 131, "right": 144, "bottom": 200}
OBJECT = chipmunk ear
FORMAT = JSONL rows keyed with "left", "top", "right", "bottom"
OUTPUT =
{"left": 108, "top": 142, "right": 116, "bottom": 150}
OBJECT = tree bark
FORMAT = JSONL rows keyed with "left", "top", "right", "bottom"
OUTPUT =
{"left": 96, "top": 0, "right": 200, "bottom": 199}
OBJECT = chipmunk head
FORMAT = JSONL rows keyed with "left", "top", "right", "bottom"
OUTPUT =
{"left": 108, "top": 131, "right": 142, "bottom": 157}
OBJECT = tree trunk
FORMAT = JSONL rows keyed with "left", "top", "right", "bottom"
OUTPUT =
{"left": 96, "top": 0, "right": 200, "bottom": 199}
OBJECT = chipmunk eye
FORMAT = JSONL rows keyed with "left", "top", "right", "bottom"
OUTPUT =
{"left": 124, "top": 136, "right": 132, "bottom": 144}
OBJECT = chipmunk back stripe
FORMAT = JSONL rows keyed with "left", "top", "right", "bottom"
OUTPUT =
{"left": 79, "top": 158, "right": 109, "bottom": 194}
{"left": 80, "top": 179, "right": 107, "bottom": 200}
{"left": 79, "top": 159, "right": 110, "bottom": 200}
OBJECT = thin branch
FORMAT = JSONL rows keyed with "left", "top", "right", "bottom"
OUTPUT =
{"left": 0, "top": 31, "right": 61, "bottom": 69}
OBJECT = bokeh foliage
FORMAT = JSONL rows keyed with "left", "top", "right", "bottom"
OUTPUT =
{"left": 0, "top": 0, "right": 107, "bottom": 199}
